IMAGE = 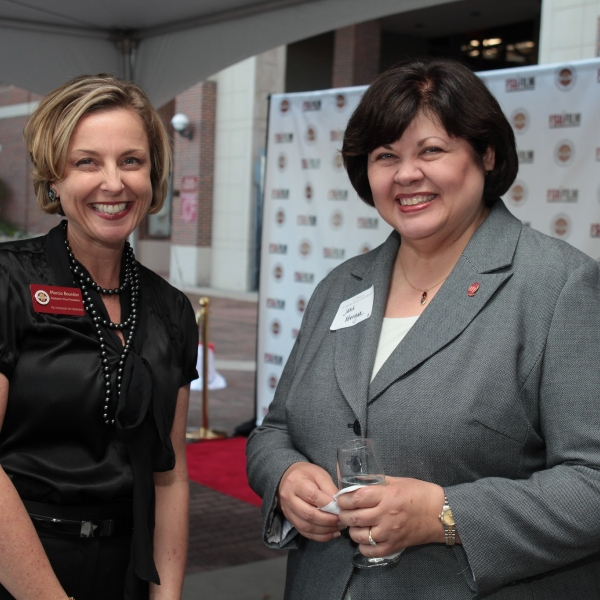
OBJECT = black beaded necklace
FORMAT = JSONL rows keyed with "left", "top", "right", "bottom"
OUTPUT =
{"left": 62, "top": 221, "right": 140, "bottom": 425}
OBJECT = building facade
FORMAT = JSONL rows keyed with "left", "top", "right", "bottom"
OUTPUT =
{"left": 1, "top": 0, "right": 599, "bottom": 291}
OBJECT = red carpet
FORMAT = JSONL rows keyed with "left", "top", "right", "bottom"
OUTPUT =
{"left": 186, "top": 436, "right": 262, "bottom": 507}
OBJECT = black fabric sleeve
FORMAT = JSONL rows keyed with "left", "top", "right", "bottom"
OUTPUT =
{"left": 0, "top": 265, "right": 24, "bottom": 379}
{"left": 179, "top": 297, "right": 199, "bottom": 387}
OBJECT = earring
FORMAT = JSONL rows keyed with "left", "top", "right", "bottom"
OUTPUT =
{"left": 48, "top": 188, "right": 59, "bottom": 202}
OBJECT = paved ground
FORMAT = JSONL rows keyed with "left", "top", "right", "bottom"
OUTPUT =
{"left": 182, "top": 290, "right": 287, "bottom": 598}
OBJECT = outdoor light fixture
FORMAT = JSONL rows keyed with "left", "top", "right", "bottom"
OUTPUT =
{"left": 171, "top": 113, "right": 193, "bottom": 140}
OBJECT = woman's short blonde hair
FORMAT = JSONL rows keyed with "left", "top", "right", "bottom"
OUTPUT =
{"left": 24, "top": 74, "right": 172, "bottom": 215}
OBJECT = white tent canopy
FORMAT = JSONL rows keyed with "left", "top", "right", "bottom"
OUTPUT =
{"left": 0, "top": 0, "right": 457, "bottom": 107}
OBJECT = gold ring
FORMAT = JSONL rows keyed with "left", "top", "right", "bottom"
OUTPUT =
{"left": 368, "top": 528, "right": 377, "bottom": 547}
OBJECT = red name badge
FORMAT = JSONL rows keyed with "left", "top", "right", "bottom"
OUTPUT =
{"left": 30, "top": 284, "right": 85, "bottom": 316}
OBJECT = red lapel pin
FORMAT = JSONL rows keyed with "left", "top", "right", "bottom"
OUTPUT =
{"left": 467, "top": 282, "right": 480, "bottom": 297}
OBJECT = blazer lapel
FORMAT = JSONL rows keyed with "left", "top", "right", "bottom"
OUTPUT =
{"left": 334, "top": 232, "right": 400, "bottom": 427}
{"left": 369, "top": 201, "right": 522, "bottom": 402}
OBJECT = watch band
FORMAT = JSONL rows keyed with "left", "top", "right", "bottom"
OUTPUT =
{"left": 439, "top": 494, "right": 456, "bottom": 546}
{"left": 444, "top": 523, "right": 456, "bottom": 546}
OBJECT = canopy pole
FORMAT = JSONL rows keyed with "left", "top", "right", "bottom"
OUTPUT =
{"left": 111, "top": 32, "right": 138, "bottom": 82}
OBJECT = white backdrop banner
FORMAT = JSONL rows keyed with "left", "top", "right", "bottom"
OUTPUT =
{"left": 256, "top": 58, "right": 600, "bottom": 425}
{"left": 478, "top": 58, "right": 600, "bottom": 258}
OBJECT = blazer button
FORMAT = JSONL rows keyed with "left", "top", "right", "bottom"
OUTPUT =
{"left": 347, "top": 421, "right": 362, "bottom": 435}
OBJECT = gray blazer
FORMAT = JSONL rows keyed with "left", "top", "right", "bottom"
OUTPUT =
{"left": 247, "top": 201, "right": 600, "bottom": 599}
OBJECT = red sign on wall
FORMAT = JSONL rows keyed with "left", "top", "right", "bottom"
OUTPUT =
{"left": 181, "top": 192, "right": 198, "bottom": 223}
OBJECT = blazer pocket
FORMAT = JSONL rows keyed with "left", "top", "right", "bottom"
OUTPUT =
{"left": 464, "top": 404, "right": 531, "bottom": 480}
{"left": 469, "top": 391, "right": 530, "bottom": 445}
{"left": 472, "top": 415, "right": 529, "bottom": 445}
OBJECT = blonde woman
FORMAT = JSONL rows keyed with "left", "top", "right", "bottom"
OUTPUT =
{"left": 0, "top": 75, "right": 198, "bottom": 599}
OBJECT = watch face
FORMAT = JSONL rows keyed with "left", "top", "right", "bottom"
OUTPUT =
{"left": 441, "top": 507, "right": 455, "bottom": 527}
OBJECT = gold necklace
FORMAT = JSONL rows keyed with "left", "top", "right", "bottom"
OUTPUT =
{"left": 399, "top": 261, "right": 447, "bottom": 305}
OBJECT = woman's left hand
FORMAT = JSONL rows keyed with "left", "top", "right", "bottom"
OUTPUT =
{"left": 336, "top": 477, "right": 447, "bottom": 557}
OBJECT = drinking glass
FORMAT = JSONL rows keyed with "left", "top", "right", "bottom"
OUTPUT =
{"left": 337, "top": 438, "right": 403, "bottom": 568}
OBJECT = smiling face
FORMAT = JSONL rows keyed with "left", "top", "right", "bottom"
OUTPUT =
{"left": 367, "top": 111, "right": 495, "bottom": 252}
{"left": 52, "top": 108, "right": 152, "bottom": 251}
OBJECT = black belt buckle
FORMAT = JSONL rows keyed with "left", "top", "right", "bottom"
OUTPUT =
{"left": 29, "top": 514, "right": 132, "bottom": 538}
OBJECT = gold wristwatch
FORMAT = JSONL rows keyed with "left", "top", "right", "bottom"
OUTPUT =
{"left": 439, "top": 494, "right": 456, "bottom": 546}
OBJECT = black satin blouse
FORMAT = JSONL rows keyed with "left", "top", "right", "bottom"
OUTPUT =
{"left": 0, "top": 221, "right": 198, "bottom": 506}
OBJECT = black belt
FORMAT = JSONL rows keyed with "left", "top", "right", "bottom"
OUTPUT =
{"left": 29, "top": 513, "right": 133, "bottom": 538}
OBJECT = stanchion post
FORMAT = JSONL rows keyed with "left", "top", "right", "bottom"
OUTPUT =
{"left": 186, "top": 297, "right": 226, "bottom": 442}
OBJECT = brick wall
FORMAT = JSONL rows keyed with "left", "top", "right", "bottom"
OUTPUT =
{"left": 171, "top": 80, "right": 217, "bottom": 248}
{"left": 332, "top": 20, "right": 382, "bottom": 88}
{"left": 0, "top": 85, "right": 56, "bottom": 234}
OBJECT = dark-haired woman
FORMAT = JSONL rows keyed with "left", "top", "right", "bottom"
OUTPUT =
{"left": 0, "top": 75, "right": 198, "bottom": 599}
{"left": 247, "top": 57, "right": 600, "bottom": 599}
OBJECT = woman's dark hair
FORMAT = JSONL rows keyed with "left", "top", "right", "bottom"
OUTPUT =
{"left": 342, "top": 57, "right": 518, "bottom": 207}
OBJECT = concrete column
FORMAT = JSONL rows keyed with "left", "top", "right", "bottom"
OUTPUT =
{"left": 170, "top": 81, "right": 217, "bottom": 288}
{"left": 332, "top": 20, "right": 381, "bottom": 88}
{"left": 538, "top": 0, "right": 600, "bottom": 63}
{"left": 210, "top": 46, "right": 286, "bottom": 292}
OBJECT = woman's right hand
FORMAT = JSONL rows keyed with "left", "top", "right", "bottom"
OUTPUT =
{"left": 277, "top": 462, "right": 343, "bottom": 542}
{"left": 0, "top": 374, "right": 70, "bottom": 600}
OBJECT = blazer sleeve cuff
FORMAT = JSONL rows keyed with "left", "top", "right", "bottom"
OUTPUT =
{"left": 265, "top": 494, "right": 298, "bottom": 548}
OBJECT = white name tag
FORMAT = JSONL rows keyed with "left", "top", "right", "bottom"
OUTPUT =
{"left": 330, "top": 286, "right": 374, "bottom": 331}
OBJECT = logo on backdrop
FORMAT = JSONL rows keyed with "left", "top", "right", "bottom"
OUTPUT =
{"left": 591, "top": 224, "right": 600, "bottom": 238}
{"left": 304, "top": 183, "right": 313, "bottom": 201}
{"left": 547, "top": 187, "right": 579, "bottom": 203}
{"left": 508, "top": 181, "right": 528, "bottom": 207}
{"left": 280, "top": 99, "right": 290, "bottom": 113}
{"left": 294, "top": 271, "right": 315, "bottom": 283}
{"left": 264, "top": 353, "right": 283, "bottom": 365}
{"left": 271, "top": 188, "right": 289, "bottom": 199}
{"left": 302, "top": 99, "right": 321, "bottom": 111}
{"left": 268, "top": 243, "right": 287, "bottom": 254}
{"left": 328, "top": 189, "right": 348, "bottom": 200}
{"left": 330, "top": 129, "right": 344, "bottom": 142}
{"left": 272, "top": 264, "right": 284, "bottom": 282}
{"left": 511, "top": 109, "right": 529, "bottom": 134}
{"left": 551, "top": 214, "right": 571, "bottom": 238}
{"left": 274, "top": 132, "right": 293, "bottom": 143}
{"left": 305, "top": 126, "right": 317, "bottom": 143}
{"left": 266, "top": 297, "right": 285, "bottom": 309}
{"left": 357, "top": 217, "right": 378, "bottom": 229}
{"left": 335, "top": 94, "right": 346, "bottom": 110}
{"left": 553, "top": 140, "right": 575, "bottom": 166}
{"left": 291, "top": 328, "right": 299, "bottom": 339}
{"left": 517, "top": 150, "right": 534, "bottom": 164}
{"left": 555, "top": 66, "right": 576, "bottom": 91}
{"left": 267, "top": 373, "right": 279, "bottom": 392}
{"left": 330, "top": 210, "right": 344, "bottom": 230}
{"left": 596, "top": 147, "right": 600, "bottom": 161}
{"left": 270, "top": 319, "right": 281, "bottom": 338}
{"left": 296, "top": 296, "right": 307, "bottom": 315}
{"left": 505, "top": 76, "right": 535, "bottom": 92}
{"left": 549, "top": 113, "right": 581, "bottom": 128}
{"left": 299, "top": 239, "right": 312, "bottom": 258}
{"left": 277, "top": 153, "right": 287, "bottom": 170}
{"left": 301, "top": 158, "right": 320, "bottom": 169}
{"left": 333, "top": 153, "right": 344, "bottom": 170}
{"left": 275, "top": 209, "right": 285, "bottom": 226}
{"left": 359, "top": 243, "right": 372, "bottom": 255}
{"left": 323, "top": 247, "right": 345, "bottom": 259}
{"left": 297, "top": 215, "right": 317, "bottom": 226}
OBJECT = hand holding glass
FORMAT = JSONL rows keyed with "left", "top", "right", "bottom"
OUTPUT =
{"left": 337, "top": 438, "right": 403, "bottom": 568}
